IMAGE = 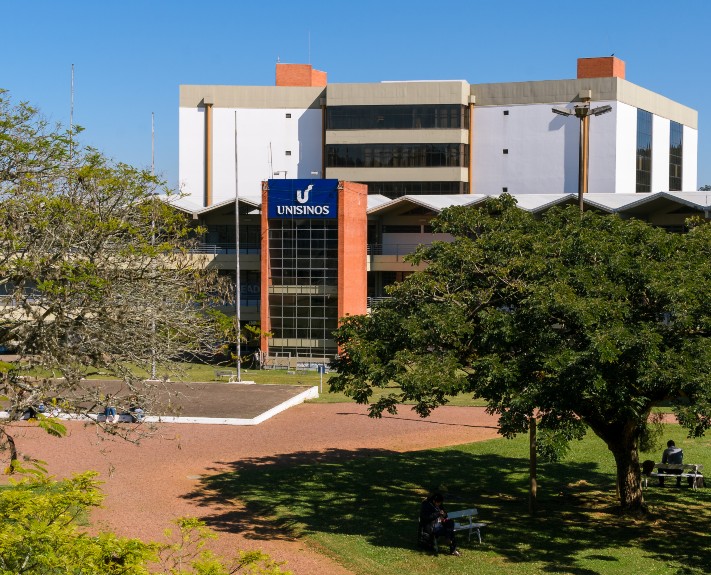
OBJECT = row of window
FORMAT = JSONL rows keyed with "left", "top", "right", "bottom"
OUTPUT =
{"left": 360, "top": 181, "right": 468, "bottom": 197}
{"left": 326, "top": 143, "right": 468, "bottom": 168}
{"left": 327, "top": 105, "right": 469, "bottom": 130}
{"left": 268, "top": 220, "right": 340, "bottom": 347}
{"left": 636, "top": 109, "right": 683, "bottom": 193}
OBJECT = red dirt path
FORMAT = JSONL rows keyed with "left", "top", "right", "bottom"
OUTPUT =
{"left": 4, "top": 403, "right": 501, "bottom": 575}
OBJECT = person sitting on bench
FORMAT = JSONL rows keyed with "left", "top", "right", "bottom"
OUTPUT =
{"left": 660, "top": 439, "right": 683, "bottom": 487}
{"left": 419, "top": 493, "right": 461, "bottom": 556}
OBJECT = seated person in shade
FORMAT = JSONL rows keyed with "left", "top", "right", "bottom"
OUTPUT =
{"left": 419, "top": 493, "right": 460, "bottom": 556}
{"left": 660, "top": 439, "right": 683, "bottom": 486}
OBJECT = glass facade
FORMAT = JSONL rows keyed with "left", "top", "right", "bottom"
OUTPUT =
{"left": 326, "top": 143, "right": 468, "bottom": 168}
{"left": 268, "top": 218, "right": 339, "bottom": 358}
{"left": 327, "top": 104, "right": 468, "bottom": 130}
{"left": 359, "top": 181, "right": 468, "bottom": 198}
{"left": 205, "top": 224, "right": 260, "bottom": 250}
{"left": 636, "top": 109, "right": 653, "bottom": 193}
{"left": 669, "top": 121, "right": 683, "bottom": 191}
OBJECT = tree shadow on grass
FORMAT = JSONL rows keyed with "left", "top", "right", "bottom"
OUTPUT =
{"left": 182, "top": 446, "right": 711, "bottom": 575}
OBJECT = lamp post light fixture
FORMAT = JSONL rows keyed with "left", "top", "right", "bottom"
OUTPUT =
{"left": 552, "top": 101, "right": 612, "bottom": 212}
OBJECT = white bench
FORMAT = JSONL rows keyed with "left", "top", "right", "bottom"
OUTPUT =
{"left": 641, "top": 463, "right": 704, "bottom": 489}
{"left": 421, "top": 508, "right": 486, "bottom": 552}
{"left": 214, "top": 369, "right": 238, "bottom": 382}
{"left": 448, "top": 508, "right": 486, "bottom": 544}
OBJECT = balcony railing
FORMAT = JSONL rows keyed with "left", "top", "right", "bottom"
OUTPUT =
{"left": 190, "top": 243, "right": 261, "bottom": 255}
{"left": 367, "top": 243, "right": 421, "bottom": 257}
{"left": 367, "top": 296, "right": 391, "bottom": 309}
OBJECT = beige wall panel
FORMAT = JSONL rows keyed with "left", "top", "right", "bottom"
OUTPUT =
{"left": 326, "top": 81, "right": 470, "bottom": 106}
{"left": 471, "top": 78, "right": 697, "bottom": 128}
{"left": 180, "top": 85, "right": 325, "bottom": 109}
{"left": 471, "top": 78, "right": 619, "bottom": 106}
{"left": 615, "top": 80, "right": 697, "bottom": 127}
{"left": 326, "top": 129, "right": 468, "bottom": 144}
{"left": 326, "top": 167, "right": 467, "bottom": 182}
{"left": 369, "top": 258, "right": 426, "bottom": 272}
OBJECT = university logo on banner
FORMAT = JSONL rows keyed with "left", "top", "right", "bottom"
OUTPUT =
{"left": 267, "top": 179, "right": 338, "bottom": 219}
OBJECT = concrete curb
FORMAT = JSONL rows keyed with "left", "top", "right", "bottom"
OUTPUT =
{"left": 0, "top": 386, "right": 319, "bottom": 427}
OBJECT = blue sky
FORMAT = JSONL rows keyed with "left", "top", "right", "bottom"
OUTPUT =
{"left": 4, "top": 0, "right": 710, "bottom": 189}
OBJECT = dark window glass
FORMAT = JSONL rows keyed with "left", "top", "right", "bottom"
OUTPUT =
{"left": 326, "top": 104, "right": 468, "bottom": 130}
{"left": 354, "top": 181, "right": 468, "bottom": 198}
{"left": 267, "top": 218, "right": 339, "bottom": 358}
{"left": 326, "top": 143, "right": 468, "bottom": 169}
{"left": 636, "top": 109, "right": 653, "bottom": 193}
{"left": 204, "top": 224, "right": 261, "bottom": 251}
{"left": 669, "top": 121, "right": 683, "bottom": 191}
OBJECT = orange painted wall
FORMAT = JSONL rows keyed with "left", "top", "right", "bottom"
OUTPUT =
{"left": 337, "top": 181, "right": 368, "bottom": 322}
{"left": 259, "top": 181, "right": 271, "bottom": 354}
{"left": 276, "top": 63, "right": 328, "bottom": 87}
{"left": 577, "top": 57, "right": 625, "bottom": 79}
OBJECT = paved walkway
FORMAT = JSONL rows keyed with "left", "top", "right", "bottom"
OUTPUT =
{"left": 2, "top": 379, "right": 318, "bottom": 424}
{"left": 5, "top": 403, "right": 502, "bottom": 575}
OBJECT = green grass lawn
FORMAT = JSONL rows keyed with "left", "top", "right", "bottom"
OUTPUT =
{"left": 69, "top": 361, "right": 488, "bottom": 407}
{"left": 190, "top": 425, "right": 710, "bottom": 575}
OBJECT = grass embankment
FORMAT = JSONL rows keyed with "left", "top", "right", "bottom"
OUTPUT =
{"left": 194, "top": 425, "right": 710, "bottom": 575}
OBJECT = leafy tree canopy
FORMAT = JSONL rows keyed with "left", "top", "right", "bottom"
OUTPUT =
{"left": 331, "top": 195, "right": 711, "bottom": 512}
{"left": 0, "top": 90, "right": 227, "bottom": 462}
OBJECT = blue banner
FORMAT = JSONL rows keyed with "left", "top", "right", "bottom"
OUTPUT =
{"left": 267, "top": 179, "right": 338, "bottom": 219}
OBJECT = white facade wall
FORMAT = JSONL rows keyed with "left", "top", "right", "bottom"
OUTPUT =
{"left": 615, "top": 103, "right": 638, "bottom": 194}
{"left": 682, "top": 125, "right": 698, "bottom": 191}
{"left": 587, "top": 101, "right": 618, "bottom": 194}
{"left": 179, "top": 107, "right": 322, "bottom": 206}
{"left": 472, "top": 102, "right": 618, "bottom": 195}
{"left": 652, "top": 115, "right": 671, "bottom": 193}
{"left": 178, "top": 107, "right": 205, "bottom": 203}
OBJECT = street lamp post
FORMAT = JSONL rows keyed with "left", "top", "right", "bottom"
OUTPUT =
{"left": 234, "top": 112, "right": 241, "bottom": 383}
{"left": 552, "top": 101, "right": 612, "bottom": 212}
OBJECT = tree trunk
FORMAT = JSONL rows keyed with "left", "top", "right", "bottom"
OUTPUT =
{"left": 529, "top": 416, "right": 537, "bottom": 514}
{"left": 598, "top": 424, "right": 647, "bottom": 514}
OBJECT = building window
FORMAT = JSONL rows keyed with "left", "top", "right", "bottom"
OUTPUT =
{"left": 286, "top": 113, "right": 292, "bottom": 118}
{"left": 503, "top": 110, "right": 509, "bottom": 116}
{"left": 636, "top": 109, "right": 653, "bottom": 193}
{"left": 356, "top": 181, "right": 468, "bottom": 198}
{"left": 268, "top": 219, "right": 339, "bottom": 358}
{"left": 326, "top": 104, "right": 469, "bottom": 130}
{"left": 502, "top": 187, "right": 508, "bottom": 193}
{"left": 503, "top": 149, "right": 509, "bottom": 155}
{"left": 285, "top": 150, "right": 292, "bottom": 156}
{"left": 326, "top": 143, "right": 468, "bottom": 168}
{"left": 669, "top": 121, "right": 683, "bottom": 191}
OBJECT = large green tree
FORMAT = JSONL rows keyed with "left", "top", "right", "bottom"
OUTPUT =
{"left": 0, "top": 90, "right": 225, "bottom": 463}
{"left": 331, "top": 195, "right": 711, "bottom": 513}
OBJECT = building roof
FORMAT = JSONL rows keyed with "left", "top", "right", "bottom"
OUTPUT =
{"left": 366, "top": 192, "right": 711, "bottom": 218}
{"left": 171, "top": 192, "right": 710, "bottom": 220}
